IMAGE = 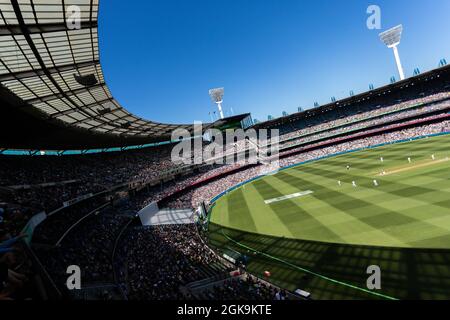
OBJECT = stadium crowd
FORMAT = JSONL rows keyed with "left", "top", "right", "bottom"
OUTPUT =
{"left": 115, "top": 223, "right": 229, "bottom": 300}
{"left": 196, "top": 275, "right": 290, "bottom": 300}
{"left": 1, "top": 88, "right": 449, "bottom": 300}
{"left": 38, "top": 211, "right": 131, "bottom": 285}
{"left": 1, "top": 91, "right": 448, "bottom": 219}
{"left": 32, "top": 195, "right": 111, "bottom": 245}
{"left": 31, "top": 197, "right": 285, "bottom": 300}
{"left": 10, "top": 118, "right": 450, "bottom": 246}
{"left": 0, "top": 232, "right": 32, "bottom": 300}
{"left": 163, "top": 121, "right": 450, "bottom": 210}
{"left": 111, "top": 221, "right": 288, "bottom": 300}
{"left": 281, "top": 100, "right": 450, "bottom": 148}
{"left": 276, "top": 91, "right": 450, "bottom": 138}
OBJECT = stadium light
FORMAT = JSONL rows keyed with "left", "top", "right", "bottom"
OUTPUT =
{"left": 209, "top": 87, "right": 225, "bottom": 119}
{"left": 379, "top": 25, "right": 405, "bottom": 81}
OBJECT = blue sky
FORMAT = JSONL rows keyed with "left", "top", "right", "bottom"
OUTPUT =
{"left": 98, "top": 0, "right": 450, "bottom": 124}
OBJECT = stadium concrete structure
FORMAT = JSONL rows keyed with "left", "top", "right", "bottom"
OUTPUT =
{"left": 1, "top": 0, "right": 450, "bottom": 301}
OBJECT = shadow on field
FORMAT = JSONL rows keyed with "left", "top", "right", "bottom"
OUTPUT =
{"left": 207, "top": 223, "right": 450, "bottom": 300}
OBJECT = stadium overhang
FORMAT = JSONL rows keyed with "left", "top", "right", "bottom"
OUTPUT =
{"left": 0, "top": 0, "right": 213, "bottom": 150}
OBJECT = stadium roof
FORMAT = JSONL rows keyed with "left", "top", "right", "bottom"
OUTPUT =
{"left": 0, "top": 0, "right": 209, "bottom": 149}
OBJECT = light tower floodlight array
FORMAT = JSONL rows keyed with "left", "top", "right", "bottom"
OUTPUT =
{"left": 379, "top": 25, "right": 403, "bottom": 48}
{"left": 379, "top": 25, "right": 405, "bottom": 81}
{"left": 209, "top": 87, "right": 225, "bottom": 119}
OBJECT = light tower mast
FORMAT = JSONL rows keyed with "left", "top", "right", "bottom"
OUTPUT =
{"left": 209, "top": 87, "right": 225, "bottom": 119}
{"left": 379, "top": 25, "right": 405, "bottom": 81}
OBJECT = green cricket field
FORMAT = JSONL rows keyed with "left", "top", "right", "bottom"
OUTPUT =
{"left": 207, "top": 134, "right": 450, "bottom": 300}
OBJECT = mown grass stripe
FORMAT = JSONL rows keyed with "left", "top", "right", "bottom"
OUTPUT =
{"left": 227, "top": 188, "right": 257, "bottom": 232}
{"left": 220, "top": 227, "right": 398, "bottom": 300}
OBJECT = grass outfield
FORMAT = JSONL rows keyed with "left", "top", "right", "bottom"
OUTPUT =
{"left": 207, "top": 134, "right": 450, "bottom": 299}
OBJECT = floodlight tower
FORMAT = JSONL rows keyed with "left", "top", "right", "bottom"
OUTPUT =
{"left": 209, "top": 87, "right": 225, "bottom": 119}
{"left": 379, "top": 25, "right": 405, "bottom": 81}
